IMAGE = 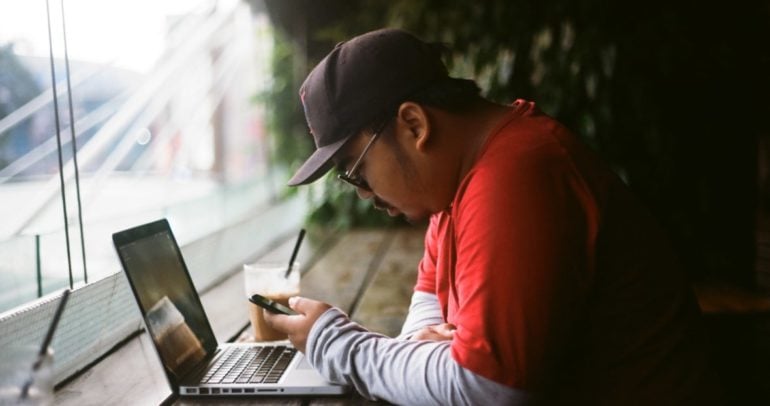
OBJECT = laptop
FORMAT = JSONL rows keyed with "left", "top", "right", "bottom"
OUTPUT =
{"left": 112, "top": 218, "right": 348, "bottom": 397}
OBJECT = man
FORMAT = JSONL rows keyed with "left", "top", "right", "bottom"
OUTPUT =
{"left": 264, "top": 28, "right": 720, "bottom": 405}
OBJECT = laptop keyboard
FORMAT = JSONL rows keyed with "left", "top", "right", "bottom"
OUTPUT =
{"left": 201, "top": 346, "right": 296, "bottom": 384}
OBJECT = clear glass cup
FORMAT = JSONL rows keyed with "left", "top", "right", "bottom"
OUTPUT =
{"left": 243, "top": 261, "right": 300, "bottom": 341}
{"left": 0, "top": 345, "right": 54, "bottom": 405}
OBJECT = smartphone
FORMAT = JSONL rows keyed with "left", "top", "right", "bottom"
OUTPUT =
{"left": 249, "top": 293, "right": 298, "bottom": 315}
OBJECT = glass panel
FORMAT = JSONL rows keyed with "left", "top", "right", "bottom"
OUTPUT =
{"left": 0, "top": 0, "right": 77, "bottom": 309}
{"left": 0, "top": 0, "right": 276, "bottom": 314}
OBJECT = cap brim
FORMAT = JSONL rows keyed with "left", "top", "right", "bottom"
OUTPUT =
{"left": 287, "top": 136, "right": 350, "bottom": 186}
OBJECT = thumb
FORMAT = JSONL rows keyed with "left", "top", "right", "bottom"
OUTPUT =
{"left": 288, "top": 296, "right": 312, "bottom": 314}
{"left": 287, "top": 296, "right": 332, "bottom": 318}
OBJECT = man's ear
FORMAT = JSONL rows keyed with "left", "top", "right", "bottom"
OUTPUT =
{"left": 396, "top": 102, "right": 430, "bottom": 152}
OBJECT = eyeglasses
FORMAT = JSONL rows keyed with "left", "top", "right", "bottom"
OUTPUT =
{"left": 337, "top": 129, "right": 381, "bottom": 191}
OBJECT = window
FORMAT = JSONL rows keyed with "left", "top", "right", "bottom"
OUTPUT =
{"left": 0, "top": 0, "right": 277, "bottom": 311}
{"left": 0, "top": 0, "right": 303, "bottom": 385}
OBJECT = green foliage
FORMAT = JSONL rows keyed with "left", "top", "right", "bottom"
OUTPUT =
{"left": 253, "top": 28, "right": 311, "bottom": 195}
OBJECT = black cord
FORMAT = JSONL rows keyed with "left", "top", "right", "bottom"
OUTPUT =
{"left": 60, "top": 0, "right": 88, "bottom": 284}
{"left": 45, "top": 0, "right": 74, "bottom": 289}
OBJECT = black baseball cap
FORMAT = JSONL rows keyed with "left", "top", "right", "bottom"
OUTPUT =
{"left": 287, "top": 28, "right": 456, "bottom": 186}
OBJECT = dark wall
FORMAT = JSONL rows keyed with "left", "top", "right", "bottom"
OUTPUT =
{"left": 261, "top": 0, "right": 770, "bottom": 287}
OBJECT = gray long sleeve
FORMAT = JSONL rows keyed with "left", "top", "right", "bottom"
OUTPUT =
{"left": 305, "top": 307, "right": 531, "bottom": 405}
{"left": 397, "top": 291, "right": 445, "bottom": 339}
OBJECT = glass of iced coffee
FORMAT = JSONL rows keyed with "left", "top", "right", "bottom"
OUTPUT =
{"left": 243, "top": 261, "right": 300, "bottom": 341}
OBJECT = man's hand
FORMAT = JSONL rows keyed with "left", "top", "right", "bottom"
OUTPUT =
{"left": 411, "top": 323, "right": 456, "bottom": 341}
{"left": 263, "top": 296, "right": 331, "bottom": 353}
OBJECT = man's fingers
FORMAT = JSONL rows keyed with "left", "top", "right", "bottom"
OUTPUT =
{"left": 436, "top": 323, "right": 457, "bottom": 336}
{"left": 262, "top": 309, "right": 295, "bottom": 332}
{"left": 263, "top": 297, "right": 332, "bottom": 334}
{"left": 411, "top": 323, "right": 456, "bottom": 341}
{"left": 288, "top": 296, "right": 330, "bottom": 315}
{"left": 260, "top": 297, "right": 332, "bottom": 353}
{"left": 263, "top": 297, "right": 309, "bottom": 332}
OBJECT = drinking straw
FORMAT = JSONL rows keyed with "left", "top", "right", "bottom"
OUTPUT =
{"left": 20, "top": 288, "right": 70, "bottom": 399}
{"left": 285, "top": 229, "right": 305, "bottom": 279}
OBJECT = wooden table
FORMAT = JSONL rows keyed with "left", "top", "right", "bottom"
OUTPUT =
{"left": 54, "top": 226, "right": 426, "bottom": 405}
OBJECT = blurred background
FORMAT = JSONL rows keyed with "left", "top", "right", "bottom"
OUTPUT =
{"left": 3, "top": 0, "right": 768, "bottom": 301}
{"left": 2, "top": 0, "right": 769, "bottom": 313}
{"left": 0, "top": 0, "right": 281, "bottom": 313}
{"left": 1, "top": 0, "right": 769, "bottom": 400}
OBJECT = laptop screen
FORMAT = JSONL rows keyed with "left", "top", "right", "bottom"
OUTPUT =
{"left": 114, "top": 219, "right": 218, "bottom": 383}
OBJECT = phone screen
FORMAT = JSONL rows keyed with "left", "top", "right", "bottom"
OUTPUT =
{"left": 249, "top": 293, "right": 298, "bottom": 315}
